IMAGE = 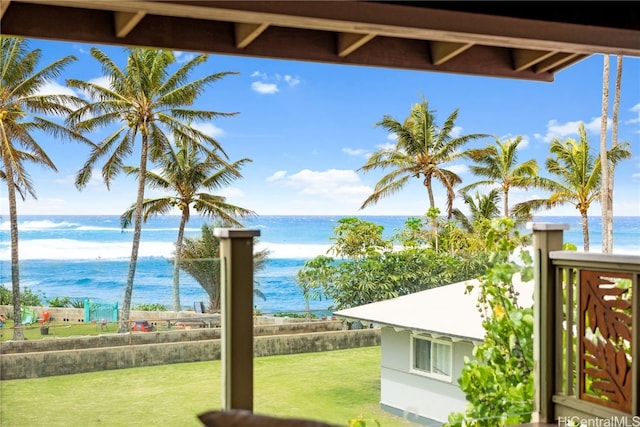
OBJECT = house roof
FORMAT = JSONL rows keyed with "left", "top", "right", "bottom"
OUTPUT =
{"left": 1, "top": 1, "right": 639, "bottom": 82}
{"left": 333, "top": 275, "right": 534, "bottom": 343}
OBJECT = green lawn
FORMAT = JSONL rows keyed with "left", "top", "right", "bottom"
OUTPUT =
{"left": 0, "top": 346, "right": 417, "bottom": 427}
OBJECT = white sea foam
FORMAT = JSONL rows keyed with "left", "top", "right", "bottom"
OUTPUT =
{"left": 75, "top": 225, "right": 124, "bottom": 231}
{"left": 0, "top": 219, "right": 80, "bottom": 230}
{"left": 0, "top": 238, "right": 332, "bottom": 261}
{"left": 256, "top": 242, "right": 332, "bottom": 259}
{"left": 0, "top": 239, "right": 175, "bottom": 261}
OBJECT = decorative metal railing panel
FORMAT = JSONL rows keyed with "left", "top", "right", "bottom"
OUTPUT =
{"left": 579, "top": 270, "right": 632, "bottom": 413}
{"left": 551, "top": 253, "right": 638, "bottom": 417}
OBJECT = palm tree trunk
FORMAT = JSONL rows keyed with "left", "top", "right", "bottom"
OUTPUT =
{"left": 581, "top": 211, "right": 590, "bottom": 253}
{"left": 503, "top": 187, "right": 509, "bottom": 218}
{"left": 172, "top": 207, "right": 188, "bottom": 312}
{"left": 119, "top": 131, "right": 149, "bottom": 333}
{"left": 303, "top": 286, "right": 311, "bottom": 320}
{"left": 3, "top": 153, "right": 24, "bottom": 340}
{"left": 599, "top": 55, "right": 611, "bottom": 253}
{"left": 425, "top": 178, "right": 437, "bottom": 233}
{"left": 605, "top": 55, "right": 623, "bottom": 253}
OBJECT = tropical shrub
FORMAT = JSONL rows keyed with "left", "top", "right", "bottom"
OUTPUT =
{"left": 297, "top": 217, "right": 489, "bottom": 311}
{"left": 133, "top": 303, "right": 168, "bottom": 311}
{"left": 273, "top": 312, "right": 315, "bottom": 319}
{"left": 70, "top": 299, "right": 85, "bottom": 308}
{"left": 0, "top": 286, "right": 10, "bottom": 305}
{"left": 446, "top": 218, "right": 534, "bottom": 427}
{"left": 0, "top": 286, "right": 45, "bottom": 306}
{"left": 179, "top": 223, "right": 268, "bottom": 311}
{"left": 48, "top": 296, "right": 71, "bottom": 307}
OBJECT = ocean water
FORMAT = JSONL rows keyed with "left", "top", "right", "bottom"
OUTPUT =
{"left": 0, "top": 215, "right": 638, "bottom": 313}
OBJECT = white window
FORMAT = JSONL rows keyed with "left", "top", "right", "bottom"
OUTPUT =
{"left": 411, "top": 335, "right": 452, "bottom": 381}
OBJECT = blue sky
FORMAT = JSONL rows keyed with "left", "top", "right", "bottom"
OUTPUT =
{"left": 6, "top": 39, "right": 640, "bottom": 217}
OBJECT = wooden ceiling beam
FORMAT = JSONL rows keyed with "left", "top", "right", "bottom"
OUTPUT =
{"left": 0, "top": 0, "right": 11, "bottom": 19}
{"left": 114, "top": 10, "right": 146, "bottom": 38}
{"left": 235, "top": 22, "right": 269, "bottom": 49}
{"left": 8, "top": 0, "right": 640, "bottom": 56}
{"left": 430, "top": 41, "right": 473, "bottom": 65}
{"left": 0, "top": 4, "right": 557, "bottom": 82}
{"left": 1, "top": 1, "right": 632, "bottom": 83}
{"left": 534, "top": 52, "right": 583, "bottom": 74}
{"left": 512, "top": 49, "right": 557, "bottom": 71}
{"left": 337, "top": 32, "right": 376, "bottom": 57}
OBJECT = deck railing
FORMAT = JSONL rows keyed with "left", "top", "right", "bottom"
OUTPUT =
{"left": 531, "top": 223, "right": 639, "bottom": 424}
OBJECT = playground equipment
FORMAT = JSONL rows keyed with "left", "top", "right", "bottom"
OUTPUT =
{"left": 20, "top": 307, "right": 37, "bottom": 324}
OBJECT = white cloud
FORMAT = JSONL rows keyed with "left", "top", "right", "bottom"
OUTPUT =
{"left": 174, "top": 51, "right": 196, "bottom": 63}
{"left": 539, "top": 117, "right": 611, "bottom": 143}
{"left": 627, "top": 103, "right": 640, "bottom": 125}
{"left": 15, "top": 197, "right": 72, "bottom": 215}
{"left": 268, "top": 168, "right": 372, "bottom": 202}
{"left": 283, "top": 75, "right": 300, "bottom": 87}
{"left": 377, "top": 142, "right": 396, "bottom": 151}
{"left": 386, "top": 133, "right": 398, "bottom": 141}
{"left": 34, "top": 80, "right": 81, "bottom": 117}
{"left": 450, "top": 125, "right": 462, "bottom": 138}
{"left": 251, "top": 81, "right": 279, "bottom": 95}
{"left": 73, "top": 76, "right": 112, "bottom": 102}
{"left": 498, "top": 134, "right": 530, "bottom": 149}
{"left": 82, "top": 168, "right": 112, "bottom": 188}
{"left": 219, "top": 187, "right": 245, "bottom": 199}
{"left": 541, "top": 120, "right": 579, "bottom": 142}
{"left": 89, "top": 76, "right": 112, "bottom": 89}
{"left": 73, "top": 44, "right": 90, "bottom": 55}
{"left": 583, "top": 117, "right": 606, "bottom": 133}
{"left": 448, "top": 164, "right": 468, "bottom": 174}
{"left": 342, "top": 147, "right": 369, "bottom": 157}
{"left": 192, "top": 122, "right": 225, "bottom": 138}
{"left": 36, "top": 80, "right": 77, "bottom": 96}
{"left": 267, "top": 170, "right": 288, "bottom": 182}
{"left": 250, "top": 71, "right": 301, "bottom": 94}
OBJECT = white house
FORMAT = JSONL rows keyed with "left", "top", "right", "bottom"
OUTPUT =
{"left": 334, "top": 276, "right": 533, "bottom": 426}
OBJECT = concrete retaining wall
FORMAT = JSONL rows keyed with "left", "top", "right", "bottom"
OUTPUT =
{"left": 0, "top": 320, "right": 345, "bottom": 355}
{"left": 0, "top": 329, "right": 380, "bottom": 380}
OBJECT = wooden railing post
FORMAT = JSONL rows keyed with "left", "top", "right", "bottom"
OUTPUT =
{"left": 214, "top": 228, "right": 260, "bottom": 412}
{"left": 529, "top": 222, "right": 568, "bottom": 423}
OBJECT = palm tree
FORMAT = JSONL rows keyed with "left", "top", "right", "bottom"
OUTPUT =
{"left": 179, "top": 223, "right": 269, "bottom": 311}
{"left": 513, "top": 123, "right": 631, "bottom": 252}
{"left": 452, "top": 188, "right": 501, "bottom": 233}
{"left": 359, "top": 95, "right": 488, "bottom": 219}
{"left": 120, "top": 137, "right": 255, "bottom": 311}
{"left": 461, "top": 136, "right": 538, "bottom": 218}
{"left": 0, "top": 37, "right": 87, "bottom": 340}
{"left": 67, "top": 47, "right": 238, "bottom": 332}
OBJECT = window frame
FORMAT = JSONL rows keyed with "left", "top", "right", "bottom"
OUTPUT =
{"left": 410, "top": 334, "right": 453, "bottom": 382}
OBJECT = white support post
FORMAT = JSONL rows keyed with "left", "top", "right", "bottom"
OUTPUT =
{"left": 528, "top": 222, "right": 568, "bottom": 423}
{"left": 214, "top": 228, "right": 260, "bottom": 412}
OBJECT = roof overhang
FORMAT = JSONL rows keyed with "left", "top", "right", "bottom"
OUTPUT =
{"left": 334, "top": 275, "right": 534, "bottom": 344}
{"left": 1, "top": 1, "right": 639, "bottom": 82}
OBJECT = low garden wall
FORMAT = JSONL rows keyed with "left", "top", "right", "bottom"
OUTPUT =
{"left": 1, "top": 320, "right": 346, "bottom": 355}
{"left": 0, "top": 324, "right": 380, "bottom": 380}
